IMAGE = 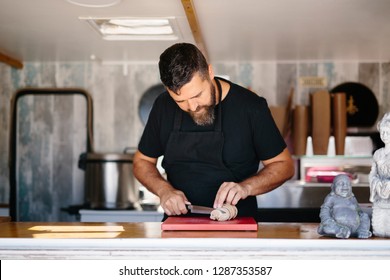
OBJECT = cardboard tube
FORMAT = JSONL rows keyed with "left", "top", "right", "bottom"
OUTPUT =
{"left": 293, "top": 105, "right": 309, "bottom": 156}
{"left": 269, "top": 106, "right": 287, "bottom": 135}
{"left": 332, "top": 93, "right": 347, "bottom": 155}
{"left": 311, "top": 90, "right": 331, "bottom": 155}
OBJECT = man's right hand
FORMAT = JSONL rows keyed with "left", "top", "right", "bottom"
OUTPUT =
{"left": 133, "top": 151, "right": 189, "bottom": 216}
{"left": 159, "top": 189, "right": 189, "bottom": 216}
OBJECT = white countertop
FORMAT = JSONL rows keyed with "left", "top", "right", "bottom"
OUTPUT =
{"left": 2, "top": 236, "right": 390, "bottom": 260}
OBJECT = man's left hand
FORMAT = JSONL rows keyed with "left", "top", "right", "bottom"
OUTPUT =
{"left": 213, "top": 182, "right": 250, "bottom": 208}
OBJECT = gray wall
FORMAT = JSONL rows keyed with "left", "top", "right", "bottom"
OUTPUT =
{"left": 1, "top": 61, "right": 389, "bottom": 221}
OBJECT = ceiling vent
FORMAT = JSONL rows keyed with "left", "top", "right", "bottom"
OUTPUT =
{"left": 80, "top": 17, "right": 181, "bottom": 41}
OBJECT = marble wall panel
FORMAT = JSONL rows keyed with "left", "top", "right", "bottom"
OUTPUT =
{"left": 359, "top": 63, "right": 380, "bottom": 99}
{"left": 214, "top": 62, "right": 278, "bottom": 104}
{"left": 0, "top": 65, "right": 12, "bottom": 202}
{"left": 359, "top": 63, "right": 381, "bottom": 116}
{"left": 124, "top": 64, "right": 160, "bottom": 149}
{"left": 15, "top": 93, "right": 86, "bottom": 221}
{"left": 90, "top": 64, "right": 118, "bottom": 152}
{"left": 214, "top": 63, "right": 239, "bottom": 82}
{"left": 381, "top": 63, "right": 390, "bottom": 116}
{"left": 249, "top": 63, "right": 277, "bottom": 104}
{"left": 321, "top": 62, "right": 359, "bottom": 88}
{"left": 276, "top": 64, "right": 297, "bottom": 106}
{"left": 297, "top": 63, "right": 318, "bottom": 106}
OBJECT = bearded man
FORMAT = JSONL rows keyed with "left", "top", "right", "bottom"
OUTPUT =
{"left": 133, "top": 43, "right": 294, "bottom": 221}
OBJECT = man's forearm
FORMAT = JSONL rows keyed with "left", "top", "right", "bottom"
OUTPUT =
{"left": 240, "top": 160, "right": 294, "bottom": 196}
{"left": 133, "top": 151, "right": 189, "bottom": 215}
{"left": 133, "top": 157, "right": 174, "bottom": 198}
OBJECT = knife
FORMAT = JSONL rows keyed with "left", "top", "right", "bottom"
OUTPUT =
{"left": 186, "top": 204, "right": 214, "bottom": 214}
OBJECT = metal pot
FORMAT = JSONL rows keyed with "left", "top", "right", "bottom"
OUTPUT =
{"left": 78, "top": 149, "right": 139, "bottom": 209}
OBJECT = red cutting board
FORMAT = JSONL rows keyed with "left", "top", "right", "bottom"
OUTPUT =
{"left": 161, "top": 216, "right": 258, "bottom": 231}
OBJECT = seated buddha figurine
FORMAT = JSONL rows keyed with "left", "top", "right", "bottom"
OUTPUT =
{"left": 318, "top": 174, "right": 372, "bottom": 239}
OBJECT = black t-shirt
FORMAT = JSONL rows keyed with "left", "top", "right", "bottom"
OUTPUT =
{"left": 138, "top": 78, "right": 286, "bottom": 182}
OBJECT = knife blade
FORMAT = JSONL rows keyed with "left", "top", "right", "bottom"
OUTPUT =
{"left": 186, "top": 204, "right": 214, "bottom": 214}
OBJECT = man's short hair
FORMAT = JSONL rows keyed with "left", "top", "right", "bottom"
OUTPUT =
{"left": 159, "top": 43, "right": 209, "bottom": 93}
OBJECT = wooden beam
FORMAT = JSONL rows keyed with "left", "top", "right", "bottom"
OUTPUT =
{"left": 181, "top": 0, "right": 209, "bottom": 60}
{"left": 0, "top": 51, "right": 23, "bottom": 69}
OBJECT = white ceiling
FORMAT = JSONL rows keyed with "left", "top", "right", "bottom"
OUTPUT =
{"left": 1, "top": 0, "right": 390, "bottom": 65}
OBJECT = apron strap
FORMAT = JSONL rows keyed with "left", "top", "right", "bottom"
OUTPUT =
{"left": 214, "top": 77, "right": 223, "bottom": 132}
{"left": 173, "top": 104, "right": 182, "bottom": 131}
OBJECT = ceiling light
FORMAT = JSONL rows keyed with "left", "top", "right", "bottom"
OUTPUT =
{"left": 66, "top": 0, "right": 122, "bottom": 8}
{"left": 108, "top": 19, "right": 170, "bottom": 27}
{"left": 81, "top": 17, "right": 180, "bottom": 41}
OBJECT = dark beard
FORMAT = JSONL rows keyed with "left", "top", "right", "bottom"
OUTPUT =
{"left": 189, "top": 83, "right": 216, "bottom": 126}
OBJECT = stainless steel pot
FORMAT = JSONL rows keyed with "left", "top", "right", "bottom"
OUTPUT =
{"left": 79, "top": 150, "right": 139, "bottom": 209}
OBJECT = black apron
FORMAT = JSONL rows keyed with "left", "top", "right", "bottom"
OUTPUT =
{"left": 162, "top": 78, "right": 257, "bottom": 219}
